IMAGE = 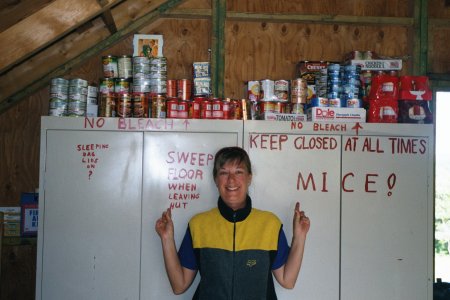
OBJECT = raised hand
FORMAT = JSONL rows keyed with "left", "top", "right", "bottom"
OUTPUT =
{"left": 155, "top": 208, "right": 174, "bottom": 240}
{"left": 293, "top": 201, "right": 310, "bottom": 239}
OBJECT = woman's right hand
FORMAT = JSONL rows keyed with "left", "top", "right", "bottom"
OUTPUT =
{"left": 155, "top": 208, "right": 174, "bottom": 240}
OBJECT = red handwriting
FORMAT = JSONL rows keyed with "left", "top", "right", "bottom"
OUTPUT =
{"left": 298, "top": 171, "right": 397, "bottom": 196}
{"left": 166, "top": 151, "right": 214, "bottom": 166}
{"left": 118, "top": 118, "right": 174, "bottom": 130}
{"left": 293, "top": 136, "right": 338, "bottom": 150}
{"left": 76, "top": 143, "right": 109, "bottom": 180}
{"left": 84, "top": 117, "right": 105, "bottom": 129}
{"left": 344, "top": 137, "right": 427, "bottom": 154}
{"left": 250, "top": 134, "right": 288, "bottom": 150}
{"left": 166, "top": 150, "right": 214, "bottom": 210}
{"left": 290, "top": 122, "right": 304, "bottom": 130}
{"left": 313, "top": 123, "right": 347, "bottom": 132}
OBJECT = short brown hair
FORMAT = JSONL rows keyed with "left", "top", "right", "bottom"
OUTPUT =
{"left": 213, "top": 147, "right": 252, "bottom": 179}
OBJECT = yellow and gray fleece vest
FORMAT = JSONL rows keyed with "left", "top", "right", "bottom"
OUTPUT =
{"left": 184, "top": 197, "right": 286, "bottom": 300}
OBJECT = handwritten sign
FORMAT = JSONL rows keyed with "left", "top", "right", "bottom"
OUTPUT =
{"left": 165, "top": 151, "right": 214, "bottom": 209}
{"left": 76, "top": 143, "right": 109, "bottom": 180}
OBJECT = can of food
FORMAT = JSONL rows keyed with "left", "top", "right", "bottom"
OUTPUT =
{"left": 190, "top": 97, "right": 204, "bottom": 119}
{"left": 98, "top": 93, "right": 117, "bottom": 117}
{"left": 166, "top": 97, "right": 178, "bottom": 119}
{"left": 258, "top": 101, "right": 275, "bottom": 115}
{"left": 100, "top": 78, "right": 116, "bottom": 94}
{"left": 230, "top": 99, "right": 242, "bottom": 120}
{"left": 66, "top": 99, "right": 87, "bottom": 117}
{"left": 149, "top": 79, "right": 167, "bottom": 94}
{"left": 167, "top": 80, "right": 177, "bottom": 98}
{"left": 200, "top": 98, "right": 212, "bottom": 119}
{"left": 274, "top": 80, "right": 289, "bottom": 102}
{"left": 102, "top": 55, "right": 118, "bottom": 78}
{"left": 151, "top": 94, "right": 166, "bottom": 118}
{"left": 177, "top": 100, "right": 189, "bottom": 119}
{"left": 346, "top": 98, "right": 362, "bottom": 108}
{"left": 222, "top": 99, "right": 231, "bottom": 120}
{"left": 114, "top": 78, "right": 131, "bottom": 94}
{"left": 116, "top": 93, "right": 132, "bottom": 117}
{"left": 273, "top": 101, "right": 287, "bottom": 113}
{"left": 69, "top": 78, "right": 89, "bottom": 88}
{"left": 247, "top": 81, "right": 260, "bottom": 102}
{"left": 291, "top": 78, "right": 308, "bottom": 103}
{"left": 132, "top": 56, "right": 150, "bottom": 76}
{"left": 118, "top": 55, "right": 133, "bottom": 79}
{"left": 51, "top": 77, "right": 69, "bottom": 87}
{"left": 291, "top": 103, "right": 305, "bottom": 114}
{"left": 328, "top": 97, "right": 345, "bottom": 108}
{"left": 260, "top": 79, "right": 275, "bottom": 101}
{"left": 131, "top": 93, "right": 149, "bottom": 118}
{"left": 212, "top": 98, "right": 224, "bottom": 119}
{"left": 48, "top": 99, "right": 68, "bottom": 116}
{"left": 177, "top": 79, "right": 192, "bottom": 101}
{"left": 87, "top": 86, "right": 98, "bottom": 98}
{"left": 310, "top": 97, "right": 329, "bottom": 107}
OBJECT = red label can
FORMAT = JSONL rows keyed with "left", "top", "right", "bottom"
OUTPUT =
{"left": 177, "top": 100, "right": 189, "bottom": 119}
{"left": 177, "top": 79, "right": 192, "bottom": 101}
{"left": 222, "top": 99, "right": 231, "bottom": 120}
{"left": 212, "top": 98, "right": 223, "bottom": 119}
{"left": 200, "top": 98, "right": 212, "bottom": 119}
{"left": 190, "top": 97, "right": 202, "bottom": 119}
{"left": 167, "top": 80, "right": 177, "bottom": 98}
{"left": 166, "top": 97, "right": 178, "bottom": 119}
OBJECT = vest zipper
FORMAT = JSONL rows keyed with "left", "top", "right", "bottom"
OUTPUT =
{"left": 232, "top": 212, "right": 237, "bottom": 300}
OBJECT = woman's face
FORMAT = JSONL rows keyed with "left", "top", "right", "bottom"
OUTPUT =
{"left": 215, "top": 160, "right": 252, "bottom": 210}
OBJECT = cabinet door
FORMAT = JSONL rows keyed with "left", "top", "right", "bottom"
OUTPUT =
{"left": 341, "top": 135, "right": 432, "bottom": 300}
{"left": 39, "top": 130, "right": 143, "bottom": 300}
{"left": 141, "top": 129, "right": 242, "bottom": 299}
{"left": 245, "top": 129, "right": 341, "bottom": 300}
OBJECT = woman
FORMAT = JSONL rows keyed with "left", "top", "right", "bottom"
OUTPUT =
{"left": 155, "top": 146, "right": 310, "bottom": 299}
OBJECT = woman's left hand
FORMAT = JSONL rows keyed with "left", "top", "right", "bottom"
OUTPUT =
{"left": 293, "top": 201, "right": 310, "bottom": 239}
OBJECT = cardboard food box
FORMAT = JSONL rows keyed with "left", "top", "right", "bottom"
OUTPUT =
{"left": 347, "top": 59, "right": 402, "bottom": 71}
{"left": 0, "top": 207, "right": 21, "bottom": 237}
{"left": 21, "top": 192, "right": 39, "bottom": 237}
{"left": 262, "top": 112, "right": 307, "bottom": 122}
{"left": 307, "top": 107, "right": 367, "bottom": 123}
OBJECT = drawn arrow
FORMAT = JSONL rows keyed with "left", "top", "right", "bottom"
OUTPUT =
{"left": 352, "top": 122, "right": 363, "bottom": 135}
{"left": 183, "top": 119, "right": 190, "bottom": 130}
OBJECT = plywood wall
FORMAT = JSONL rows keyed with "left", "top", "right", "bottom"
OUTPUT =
{"left": 0, "top": 0, "right": 448, "bottom": 205}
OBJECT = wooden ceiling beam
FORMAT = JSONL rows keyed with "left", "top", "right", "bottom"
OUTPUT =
{"left": 0, "top": 0, "right": 186, "bottom": 115}
{"left": 101, "top": 9, "right": 118, "bottom": 34}
{"left": 0, "top": 0, "right": 122, "bottom": 74}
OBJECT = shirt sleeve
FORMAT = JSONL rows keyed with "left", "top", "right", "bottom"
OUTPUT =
{"left": 272, "top": 226, "right": 290, "bottom": 270}
{"left": 177, "top": 226, "right": 198, "bottom": 270}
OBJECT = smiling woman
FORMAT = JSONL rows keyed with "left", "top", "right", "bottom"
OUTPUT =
{"left": 155, "top": 146, "right": 311, "bottom": 299}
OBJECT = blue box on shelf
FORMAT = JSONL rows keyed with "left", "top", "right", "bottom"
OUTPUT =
{"left": 20, "top": 192, "right": 39, "bottom": 237}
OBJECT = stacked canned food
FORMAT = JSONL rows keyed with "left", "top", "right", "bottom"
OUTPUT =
{"left": 326, "top": 63, "right": 342, "bottom": 107}
{"left": 49, "top": 78, "right": 69, "bottom": 116}
{"left": 249, "top": 79, "right": 291, "bottom": 118}
{"left": 290, "top": 78, "right": 308, "bottom": 114}
{"left": 86, "top": 85, "right": 99, "bottom": 117}
{"left": 67, "top": 78, "right": 88, "bottom": 117}
{"left": 341, "top": 65, "right": 362, "bottom": 108}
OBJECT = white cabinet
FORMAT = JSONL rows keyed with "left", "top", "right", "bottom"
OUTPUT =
{"left": 36, "top": 117, "right": 433, "bottom": 300}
